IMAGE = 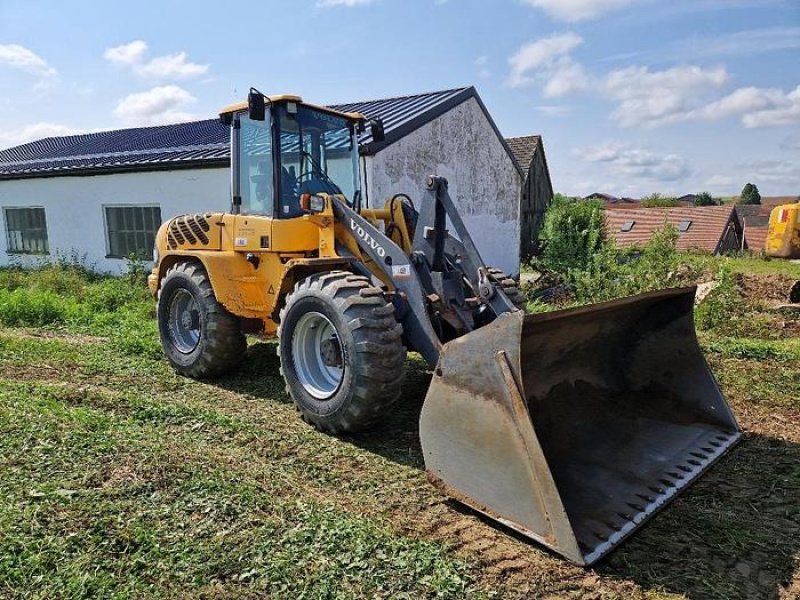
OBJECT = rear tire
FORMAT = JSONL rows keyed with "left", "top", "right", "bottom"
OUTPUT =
{"left": 487, "top": 267, "right": 527, "bottom": 310}
{"left": 278, "top": 271, "right": 406, "bottom": 433}
{"left": 157, "top": 262, "right": 246, "bottom": 378}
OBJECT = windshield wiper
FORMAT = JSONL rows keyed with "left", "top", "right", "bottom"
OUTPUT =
{"left": 299, "top": 150, "right": 343, "bottom": 196}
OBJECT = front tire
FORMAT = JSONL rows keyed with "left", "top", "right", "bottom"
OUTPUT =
{"left": 157, "top": 262, "right": 246, "bottom": 378}
{"left": 278, "top": 271, "right": 406, "bottom": 433}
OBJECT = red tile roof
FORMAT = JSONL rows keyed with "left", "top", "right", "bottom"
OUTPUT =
{"left": 744, "top": 226, "right": 769, "bottom": 252}
{"left": 605, "top": 205, "right": 741, "bottom": 253}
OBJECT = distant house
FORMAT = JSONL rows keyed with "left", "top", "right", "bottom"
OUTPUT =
{"left": 584, "top": 193, "right": 640, "bottom": 208}
{"left": 605, "top": 205, "right": 745, "bottom": 254}
{"left": 585, "top": 192, "right": 618, "bottom": 202}
{"left": 677, "top": 194, "right": 697, "bottom": 206}
{"left": 505, "top": 135, "right": 553, "bottom": 257}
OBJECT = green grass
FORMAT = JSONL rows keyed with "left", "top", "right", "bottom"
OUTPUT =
{"left": 1, "top": 258, "right": 799, "bottom": 599}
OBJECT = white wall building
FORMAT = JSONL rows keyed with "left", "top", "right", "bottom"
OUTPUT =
{"left": 0, "top": 87, "right": 526, "bottom": 275}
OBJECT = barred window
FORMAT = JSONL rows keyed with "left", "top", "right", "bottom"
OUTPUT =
{"left": 4, "top": 207, "right": 49, "bottom": 254}
{"left": 105, "top": 206, "right": 162, "bottom": 259}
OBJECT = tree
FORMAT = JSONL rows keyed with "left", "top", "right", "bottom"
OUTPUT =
{"left": 694, "top": 191, "right": 717, "bottom": 206}
{"left": 739, "top": 183, "right": 761, "bottom": 205}
{"left": 539, "top": 196, "right": 606, "bottom": 273}
{"left": 640, "top": 193, "right": 680, "bottom": 208}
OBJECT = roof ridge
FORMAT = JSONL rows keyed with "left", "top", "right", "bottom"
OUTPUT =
{"left": 329, "top": 86, "right": 470, "bottom": 108}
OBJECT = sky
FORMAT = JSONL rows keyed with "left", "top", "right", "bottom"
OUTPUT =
{"left": 0, "top": 0, "right": 798, "bottom": 197}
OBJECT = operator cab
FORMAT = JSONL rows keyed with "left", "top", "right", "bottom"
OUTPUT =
{"left": 219, "top": 91, "right": 367, "bottom": 218}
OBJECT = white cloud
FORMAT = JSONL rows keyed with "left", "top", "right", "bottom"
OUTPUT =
{"left": 507, "top": 33, "right": 584, "bottom": 89}
{"left": 0, "top": 44, "right": 57, "bottom": 77}
{"left": 604, "top": 65, "right": 728, "bottom": 127}
{"left": 104, "top": 40, "right": 148, "bottom": 66}
{"left": 670, "top": 85, "right": 800, "bottom": 128}
{"left": 113, "top": 85, "right": 198, "bottom": 126}
{"left": 582, "top": 142, "right": 691, "bottom": 181}
{"left": 746, "top": 159, "right": 800, "bottom": 186}
{"left": 0, "top": 44, "right": 57, "bottom": 90}
{"left": 475, "top": 55, "right": 490, "bottom": 78}
{"left": 741, "top": 85, "right": 800, "bottom": 128}
{"left": 104, "top": 41, "right": 209, "bottom": 80}
{"left": 536, "top": 104, "right": 572, "bottom": 117}
{"left": 520, "top": 0, "right": 640, "bottom": 22}
{"left": 0, "top": 122, "right": 84, "bottom": 150}
{"left": 542, "top": 58, "right": 589, "bottom": 97}
{"left": 317, "top": 0, "right": 374, "bottom": 6}
{"left": 677, "top": 26, "right": 800, "bottom": 60}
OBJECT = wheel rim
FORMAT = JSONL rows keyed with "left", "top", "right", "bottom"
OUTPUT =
{"left": 291, "top": 311, "right": 344, "bottom": 400}
{"left": 168, "top": 288, "right": 201, "bottom": 354}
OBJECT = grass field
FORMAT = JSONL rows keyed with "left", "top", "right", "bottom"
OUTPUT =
{"left": 1, "top": 257, "right": 798, "bottom": 599}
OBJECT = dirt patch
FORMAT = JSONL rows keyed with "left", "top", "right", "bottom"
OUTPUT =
{"left": 0, "top": 328, "right": 108, "bottom": 344}
{"left": 736, "top": 272, "right": 799, "bottom": 305}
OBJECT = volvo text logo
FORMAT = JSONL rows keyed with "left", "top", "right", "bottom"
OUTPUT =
{"left": 350, "top": 218, "right": 386, "bottom": 258}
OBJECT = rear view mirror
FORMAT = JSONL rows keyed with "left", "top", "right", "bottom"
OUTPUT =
{"left": 369, "top": 118, "right": 385, "bottom": 143}
{"left": 248, "top": 88, "right": 266, "bottom": 121}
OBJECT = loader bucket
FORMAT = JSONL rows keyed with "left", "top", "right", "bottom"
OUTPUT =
{"left": 419, "top": 287, "right": 740, "bottom": 566}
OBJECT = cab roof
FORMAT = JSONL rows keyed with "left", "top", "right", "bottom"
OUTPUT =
{"left": 219, "top": 94, "right": 365, "bottom": 122}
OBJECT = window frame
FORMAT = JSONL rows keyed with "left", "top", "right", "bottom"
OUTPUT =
{"left": 103, "top": 204, "right": 162, "bottom": 260}
{"left": 2, "top": 206, "right": 50, "bottom": 255}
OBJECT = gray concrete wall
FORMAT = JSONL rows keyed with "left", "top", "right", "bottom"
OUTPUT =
{"left": 364, "top": 98, "right": 522, "bottom": 276}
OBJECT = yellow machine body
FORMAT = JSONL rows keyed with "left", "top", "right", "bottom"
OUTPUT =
{"left": 765, "top": 202, "right": 800, "bottom": 259}
{"left": 147, "top": 199, "right": 414, "bottom": 334}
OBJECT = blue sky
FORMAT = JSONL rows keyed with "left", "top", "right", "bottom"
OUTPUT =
{"left": 1, "top": 0, "right": 798, "bottom": 197}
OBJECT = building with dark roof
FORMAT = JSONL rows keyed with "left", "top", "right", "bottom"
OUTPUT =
{"left": 0, "top": 87, "right": 527, "bottom": 275}
{"left": 605, "top": 205, "right": 745, "bottom": 254}
{"left": 505, "top": 135, "right": 552, "bottom": 257}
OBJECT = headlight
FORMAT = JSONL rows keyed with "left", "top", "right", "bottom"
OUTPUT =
{"left": 300, "top": 193, "right": 326, "bottom": 213}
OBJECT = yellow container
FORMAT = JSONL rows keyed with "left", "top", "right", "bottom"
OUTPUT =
{"left": 765, "top": 203, "right": 800, "bottom": 259}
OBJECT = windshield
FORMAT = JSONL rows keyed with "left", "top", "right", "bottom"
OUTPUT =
{"left": 277, "top": 104, "right": 360, "bottom": 218}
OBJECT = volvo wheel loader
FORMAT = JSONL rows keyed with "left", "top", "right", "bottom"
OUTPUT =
{"left": 149, "top": 90, "right": 741, "bottom": 565}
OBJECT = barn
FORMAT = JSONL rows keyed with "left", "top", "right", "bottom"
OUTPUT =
{"left": 505, "top": 135, "right": 553, "bottom": 258}
{"left": 0, "top": 87, "right": 529, "bottom": 276}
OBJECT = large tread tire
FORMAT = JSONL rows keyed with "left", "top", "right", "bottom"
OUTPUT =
{"left": 278, "top": 271, "right": 406, "bottom": 434}
{"left": 157, "top": 262, "right": 246, "bottom": 379}
{"left": 487, "top": 267, "right": 527, "bottom": 310}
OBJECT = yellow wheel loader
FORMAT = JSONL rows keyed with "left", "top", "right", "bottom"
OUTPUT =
{"left": 149, "top": 89, "right": 741, "bottom": 565}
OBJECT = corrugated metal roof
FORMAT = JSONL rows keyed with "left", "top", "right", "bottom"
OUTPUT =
{"left": 0, "top": 87, "right": 511, "bottom": 180}
{"left": 504, "top": 135, "right": 540, "bottom": 172}
{"left": 330, "top": 87, "right": 472, "bottom": 153}
{"left": 605, "top": 205, "right": 741, "bottom": 253}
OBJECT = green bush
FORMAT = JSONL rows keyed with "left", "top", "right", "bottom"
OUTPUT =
{"left": 640, "top": 193, "right": 680, "bottom": 208}
{"left": 694, "top": 191, "right": 718, "bottom": 206}
{"left": 0, "top": 266, "right": 159, "bottom": 359}
{"left": 0, "top": 288, "right": 77, "bottom": 327}
{"left": 694, "top": 268, "right": 745, "bottom": 331}
{"left": 568, "top": 225, "right": 706, "bottom": 304}
{"left": 538, "top": 195, "right": 605, "bottom": 273}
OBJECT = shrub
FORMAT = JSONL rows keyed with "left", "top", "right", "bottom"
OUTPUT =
{"left": 538, "top": 196, "right": 605, "bottom": 273}
{"left": 640, "top": 193, "right": 680, "bottom": 208}
{"left": 694, "top": 192, "right": 718, "bottom": 206}
{"left": 0, "top": 288, "right": 77, "bottom": 327}
{"left": 568, "top": 224, "right": 705, "bottom": 303}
